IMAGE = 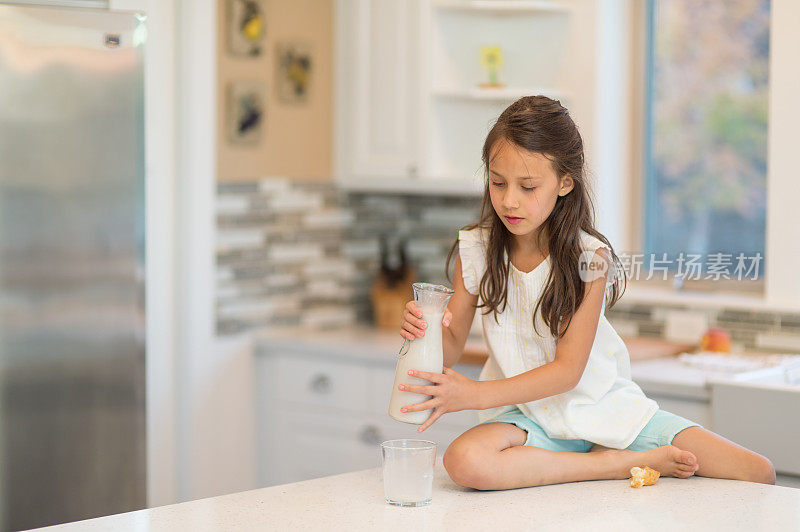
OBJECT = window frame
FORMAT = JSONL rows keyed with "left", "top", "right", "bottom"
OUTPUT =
{"left": 623, "top": 0, "right": 800, "bottom": 308}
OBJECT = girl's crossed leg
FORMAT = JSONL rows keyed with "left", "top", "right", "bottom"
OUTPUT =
{"left": 668, "top": 426, "right": 775, "bottom": 484}
{"left": 443, "top": 422, "right": 699, "bottom": 491}
{"left": 589, "top": 426, "right": 775, "bottom": 485}
{"left": 443, "top": 422, "right": 775, "bottom": 491}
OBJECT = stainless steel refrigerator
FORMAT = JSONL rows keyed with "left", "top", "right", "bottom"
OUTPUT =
{"left": 0, "top": 3, "right": 146, "bottom": 530}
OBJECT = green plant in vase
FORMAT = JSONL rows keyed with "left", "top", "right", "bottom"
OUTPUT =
{"left": 479, "top": 45, "right": 505, "bottom": 89}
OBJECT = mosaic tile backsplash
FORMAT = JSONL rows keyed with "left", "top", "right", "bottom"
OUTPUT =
{"left": 216, "top": 178, "right": 800, "bottom": 353}
{"left": 216, "top": 177, "right": 480, "bottom": 335}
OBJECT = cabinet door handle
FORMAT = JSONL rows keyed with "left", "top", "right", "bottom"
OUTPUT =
{"left": 309, "top": 374, "right": 332, "bottom": 394}
{"left": 360, "top": 424, "right": 383, "bottom": 445}
{"left": 407, "top": 164, "right": 418, "bottom": 178}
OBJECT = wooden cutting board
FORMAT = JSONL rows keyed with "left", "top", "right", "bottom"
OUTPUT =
{"left": 460, "top": 336, "right": 695, "bottom": 366}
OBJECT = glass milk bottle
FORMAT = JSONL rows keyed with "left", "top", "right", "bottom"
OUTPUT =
{"left": 388, "top": 283, "right": 454, "bottom": 425}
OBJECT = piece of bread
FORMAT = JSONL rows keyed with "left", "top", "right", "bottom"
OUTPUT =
{"left": 629, "top": 466, "right": 660, "bottom": 488}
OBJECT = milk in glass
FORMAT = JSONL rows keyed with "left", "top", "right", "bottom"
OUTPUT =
{"left": 381, "top": 439, "right": 437, "bottom": 507}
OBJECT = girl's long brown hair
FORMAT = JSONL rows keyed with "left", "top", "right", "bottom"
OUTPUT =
{"left": 446, "top": 95, "right": 626, "bottom": 338}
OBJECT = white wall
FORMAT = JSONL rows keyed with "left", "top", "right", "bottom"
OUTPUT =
{"left": 765, "top": 0, "right": 800, "bottom": 308}
{"left": 173, "top": 0, "right": 259, "bottom": 503}
{"left": 111, "top": 0, "right": 257, "bottom": 507}
{"left": 592, "top": 0, "right": 633, "bottom": 251}
{"left": 110, "top": 0, "right": 179, "bottom": 507}
{"left": 217, "top": 0, "right": 334, "bottom": 182}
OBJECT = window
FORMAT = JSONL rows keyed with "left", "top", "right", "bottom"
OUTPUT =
{"left": 642, "top": 0, "right": 770, "bottom": 289}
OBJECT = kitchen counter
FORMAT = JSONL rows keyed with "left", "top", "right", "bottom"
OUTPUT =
{"left": 39, "top": 463, "right": 800, "bottom": 531}
{"left": 254, "top": 325, "right": 692, "bottom": 366}
{"left": 254, "top": 326, "right": 795, "bottom": 402}
{"left": 254, "top": 325, "right": 489, "bottom": 366}
{"left": 629, "top": 354, "right": 800, "bottom": 400}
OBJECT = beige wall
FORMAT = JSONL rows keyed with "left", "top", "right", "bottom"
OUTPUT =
{"left": 217, "top": 0, "right": 333, "bottom": 181}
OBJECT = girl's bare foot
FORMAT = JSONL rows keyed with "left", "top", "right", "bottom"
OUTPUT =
{"left": 603, "top": 445, "right": 699, "bottom": 479}
{"left": 644, "top": 445, "right": 699, "bottom": 478}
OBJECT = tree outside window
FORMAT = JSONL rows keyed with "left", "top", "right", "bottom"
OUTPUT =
{"left": 643, "top": 0, "right": 769, "bottom": 285}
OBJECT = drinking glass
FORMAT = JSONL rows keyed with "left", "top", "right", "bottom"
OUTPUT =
{"left": 380, "top": 439, "right": 437, "bottom": 507}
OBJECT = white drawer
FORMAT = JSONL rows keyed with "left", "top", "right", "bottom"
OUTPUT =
{"left": 273, "top": 409, "right": 385, "bottom": 483}
{"left": 370, "top": 365, "right": 400, "bottom": 416}
{"left": 273, "top": 353, "right": 370, "bottom": 413}
{"left": 375, "top": 417, "right": 466, "bottom": 453}
{"left": 370, "top": 365, "right": 480, "bottom": 430}
{"left": 266, "top": 408, "right": 465, "bottom": 486}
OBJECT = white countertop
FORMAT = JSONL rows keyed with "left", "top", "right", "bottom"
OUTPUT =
{"left": 38, "top": 463, "right": 800, "bottom": 531}
{"left": 253, "top": 325, "right": 488, "bottom": 367}
{"left": 254, "top": 324, "right": 409, "bottom": 361}
{"left": 629, "top": 355, "right": 799, "bottom": 400}
{"left": 254, "top": 326, "right": 794, "bottom": 399}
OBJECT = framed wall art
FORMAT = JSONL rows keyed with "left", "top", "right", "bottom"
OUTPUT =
{"left": 227, "top": 0, "right": 265, "bottom": 57}
{"left": 227, "top": 81, "right": 265, "bottom": 145}
{"left": 276, "top": 41, "right": 312, "bottom": 104}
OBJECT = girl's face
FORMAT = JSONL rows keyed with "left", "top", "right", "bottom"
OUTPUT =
{"left": 488, "top": 139, "right": 574, "bottom": 248}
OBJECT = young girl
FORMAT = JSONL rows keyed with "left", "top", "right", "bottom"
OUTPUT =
{"left": 398, "top": 95, "right": 775, "bottom": 490}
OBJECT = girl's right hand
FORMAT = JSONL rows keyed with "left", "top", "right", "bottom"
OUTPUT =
{"left": 400, "top": 301, "right": 452, "bottom": 341}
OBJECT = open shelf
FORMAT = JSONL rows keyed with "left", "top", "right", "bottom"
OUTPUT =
{"left": 432, "top": 86, "right": 570, "bottom": 102}
{"left": 432, "top": 0, "right": 570, "bottom": 15}
{"left": 334, "top": 1, "right": 606, "bottom": 195}
{"left": 430, "top": 9, "right": 570, "bottom": 92}
{"left": 424, "top": 1, "right": 579, "bottom": 183}
{"left": 337, "top": 175, "right": 484, "bottom": 196}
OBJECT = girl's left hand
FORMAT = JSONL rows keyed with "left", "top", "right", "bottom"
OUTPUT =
{"left": 399, "top": 366, "right": 479, "bottom": 433}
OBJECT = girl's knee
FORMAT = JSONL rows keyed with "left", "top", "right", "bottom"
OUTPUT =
{"left": 732, "top": 451, "right": 775, "bottom": 484}
{"left": 443, "top": 442, "right": 496, "bottom": 490}
{"left": 749, "top": 454, "right": 776, "bottom": 485}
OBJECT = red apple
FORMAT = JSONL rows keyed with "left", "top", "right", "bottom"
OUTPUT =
{"left": 700, "top": 328, "right": 732, "bottom": 353}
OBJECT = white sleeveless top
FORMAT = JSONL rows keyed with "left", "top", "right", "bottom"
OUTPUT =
{"left": 459, "top": 227, "right": 658, "bottom": 449}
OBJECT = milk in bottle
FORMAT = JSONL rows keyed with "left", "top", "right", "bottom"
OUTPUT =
{"left": 388, "top": 283, "right": 454, "bottom": 425}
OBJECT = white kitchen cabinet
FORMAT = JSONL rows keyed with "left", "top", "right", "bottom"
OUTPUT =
{"left": 334, "top": 0, "right": 422, "bottom": 182}
{"left": 272, "top": 353, "right": 371, "bottom": 413}
{"left": 369, "top": 364, "right": 481, "bottom": 428}
{"left": 268, "top": 408, "right": 472, "bottom": 486}
{"left": 256, "top": 348, "right": 480, "bottom": 487}
{"left": 424, "top": 0, "right": 575, "bottom": 186}
{"left": 335, "top": 0, "right": 625, "bottom": 197}
{"left": 263, "top": 331, "right": 800, "bottom": 487}
{"left": 711, "top": 380, "right": 800, "bottom": 476}
{"left": 631, "top": 358, "right": 714, "bottom": 430}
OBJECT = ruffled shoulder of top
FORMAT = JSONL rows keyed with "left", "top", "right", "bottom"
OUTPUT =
{"left": 578, "top": 230, "right": 616, "bottom": 290}
{"left": 579, "top": 230, "right": 611, "bottom": 255}
{"left": 458, "top": 226, "right": 490, "bottom": 296}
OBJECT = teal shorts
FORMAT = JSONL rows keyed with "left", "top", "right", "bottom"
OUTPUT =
{"left": 480, "top": 407, "right": 701, "bottom": 452}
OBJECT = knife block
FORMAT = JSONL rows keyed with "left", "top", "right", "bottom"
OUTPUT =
{"left": 370, "top": 267, "right": 416, "bottom": 329}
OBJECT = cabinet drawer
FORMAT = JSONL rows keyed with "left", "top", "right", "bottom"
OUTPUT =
{"left": 375, "top": 418, "right": 466, "bottom": 454}
{"left": 266, "top": 408, "right": 464, "bottom": 486}
{"left": 370, "top": 365, "right": 399, "bottom": 416}
{"left": 273, "top": 354, "right": 369, "bottom": 413}
{"left": 276, "top": 410, "right": 385, "bottom": 483}
{"left": 370, "top": 365, "right": 480, "bottom": 430}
